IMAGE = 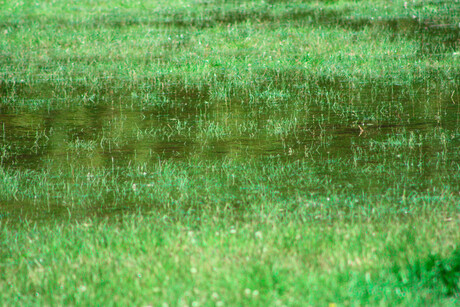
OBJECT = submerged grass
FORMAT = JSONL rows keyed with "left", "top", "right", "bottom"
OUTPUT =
{"left": 1, "top": 0, "right": 460, "bottom": 305}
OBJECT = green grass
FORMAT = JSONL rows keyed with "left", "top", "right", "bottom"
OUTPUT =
{"left": 1, "top": 0, "right": 459, "bottom": 109}
{"left": 1, "top": 0, "right": 459, "bottom": 305}
{"left": 1, "top": 213, "right": 459, "bottom": 306}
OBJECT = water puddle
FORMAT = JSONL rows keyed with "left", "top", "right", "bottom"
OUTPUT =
{"left": 0, "top": 0, "right": 459, "bottom": 221}
{"left": 0, "top": 82, "right": 458, "bottom": 221}
{"left": 1, "top": 85, "right": 458, "bottom": 168}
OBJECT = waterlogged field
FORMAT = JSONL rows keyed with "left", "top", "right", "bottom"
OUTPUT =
{"left": 1, "top": 0, "right": 460, "bottom": 305}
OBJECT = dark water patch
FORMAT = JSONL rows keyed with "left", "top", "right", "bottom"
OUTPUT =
{"left": 1, "top": 60, "right": 459, "bottom": 111}
{"left": 1, "top": 87, "right": 456, "bottom": 170}
{"left": 2, "top": 71, "right": 458, "bottom": 120}
{"left": 158, "top": 82, "right": 211, "bottom": 103}
{"left": 0, "top": 199, "right": 149, "bottom": 223}
{"left": 1, "top": 74, "right": 459, "bottom": 220}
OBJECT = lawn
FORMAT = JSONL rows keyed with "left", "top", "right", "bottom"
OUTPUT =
{"left": 0, "top": 0, "right": 459, "bottom": 305}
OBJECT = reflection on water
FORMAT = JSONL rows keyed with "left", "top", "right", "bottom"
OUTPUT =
{"left": 1, "top": 85, "right": 458, "bottom": 169}
{"left": 0, "top": 83, "right": 459, "bottom": 220}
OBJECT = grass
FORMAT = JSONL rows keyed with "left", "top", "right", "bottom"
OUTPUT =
{"left": 1, "top": 213, "right": 459, "bottom": 306}
{"left": 1, "top": 1, "right": 459, "bottom": 110}
{"left": 0, "top": 0, "right": 459, "bottom": 305}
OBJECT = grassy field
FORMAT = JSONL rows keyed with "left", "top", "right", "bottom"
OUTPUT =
{"left": 1, "top": 0, "right": 460, "bottom": 305}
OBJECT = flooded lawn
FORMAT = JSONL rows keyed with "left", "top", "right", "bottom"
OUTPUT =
{"left": 0, "top": 0, "right": 459, "bottom": 305}
{"left": 1, "top": 82, "right": 459, "bottom": 219}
